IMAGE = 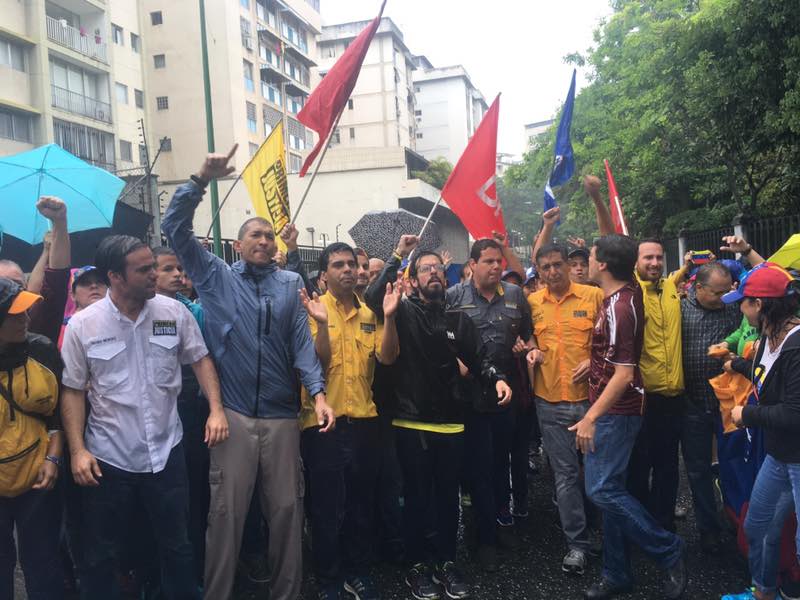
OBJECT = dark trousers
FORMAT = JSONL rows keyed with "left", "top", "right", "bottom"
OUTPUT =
{"left": 627, "top": 394, "right": 684, "bottom": 532}
{"left": 301, "top": 417, "right": 380, "bottom": 587}
{"left": 177, "top": 395, "right": 209, "bottom": 584}
{"left": 0, "top": 488, "right": 63, "bottom": 600}
{"left": 510, "top": 394, "right": 536, "bottom": 512}
{"left": 682, "top": 408, "right": 722, "bottom": 535}
{"left": 465, "top": 407, "right": 514, "bottom": 546}
{"left": 374, "top": 413, "right": 403, "bottom": 557}
{"left": 81, "top": 443, "right": 198, "bottom": 600}
{"left": 395, "top": 426, "right": 463, "bottom": 565}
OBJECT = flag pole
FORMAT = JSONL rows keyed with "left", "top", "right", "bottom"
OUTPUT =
{"left": 290, "top": 108, "right": 345, "bottom": 225}
{"left": 417, "top": 195, "right": 442, "bottom": 238}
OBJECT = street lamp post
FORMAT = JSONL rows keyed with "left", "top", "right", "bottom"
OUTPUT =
{"left": 306, "top": 226, "right": 315, "bottom": 248}
{"left": 319, "top": 233, "right": 329, "bottom": 247}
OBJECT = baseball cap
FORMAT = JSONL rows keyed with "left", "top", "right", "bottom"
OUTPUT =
{"left": 71, "top": 265, "right": 100, "bottom": 291}
{"left": 722, "top": 262, "right": 796, "bottom": 304}
{"left": 568, "top": 246, "right": 590, "bottom": 261}
{"left": 718, "top": 259, "right": 744, "bottom": 282}
{"left": 523, "top": 266, "right": 538, "bottom": 285}
{"left": 501, "top": 270, "right": 522, "bottom": 283}
{"left": 0, "top": 277, "right": 42, "bottom": 326}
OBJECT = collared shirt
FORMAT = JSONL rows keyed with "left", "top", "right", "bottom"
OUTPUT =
{"left": 589, "top": 282, "right": 646, "bottom": 415}
{"left": 681, "top": 291, "right": 741, "bottom": 411}
{"left": 529, "top": 282, "right": 603, "bottom": 402}
{"left": 636, "top": 272, "right": 684, "bottom": 396}
{"left": 300, "top": 293, "right": 379, "bottom": 429}
{"left": 446, "top": 280, "right": 533, "bottom": 376}
{"left": 61, "top": 293, "right": 208, "bottom": 473}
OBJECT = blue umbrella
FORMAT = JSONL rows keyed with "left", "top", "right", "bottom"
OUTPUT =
{"left": 0, "top": 144, "right": 124, "bottom": 244}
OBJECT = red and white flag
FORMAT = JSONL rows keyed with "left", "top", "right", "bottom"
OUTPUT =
{"left": 296, "top": 1, "right": 386, "bottom": 177}
{"left": 604, "top": 159, "right": 629, "bottom": 235}
{"left": 440, "top": 95, "right": 505, "bottom": 240}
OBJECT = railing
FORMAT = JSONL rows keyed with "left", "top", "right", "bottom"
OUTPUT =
{"left": 217, "top": 240, "right": 321, "bottom": 271}
{"left": 51, "top": 84, "right": 111, "bottom": 123}
{"left": 46, "top": 15, "right": 108, "bottom": 63}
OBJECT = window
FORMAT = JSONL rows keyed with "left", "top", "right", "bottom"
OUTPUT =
{"left": 0, "top": 108, "right": 32, "bottom": 142}
{"left": 160, "top": 137, "right": 172, "bottom": 151}
{"left": 153, "top": 54, "right": 166, "bottom": 68}
{"left": 115, "top": 82, "right": 128, "bottom": 104}
{"left": 348, "top": 99, "right": 354, "bottom": 110}
{"left": 246, "top": 101, "right": 257, "bottom": 133}
{"left": 53, "top": 118, "right": 116, "bottom": 170}
{"left": 243, "top": 59, "right": 254, "bottom": 92}
{"left": 255, "top": 0, "right": 266, "bottom": 21}
{"left": 0, "top": 38, "right": 25, "bottom": 72}
{"left": 130, "top": 33, "right": 140, "bottom": 53}
{"left": 289, "top": 153, "right": 302, "bottom": 174}
{"left": 414, "top": 109, "right": 422, "bottom": 116}
{"left": 414, "top": 85, "right": 421, "bottom": 93}
{"left": 288, "top": 95, "right": 303, "bottom": 114}
{"left": 134, "top": 89, "right": 144, "bottom": 109}
{"left": 330, "top": 128, "right": 340, "bottom": 145}
{"left": 249, "top": 142, "right": 259, "bottom": 156}
{"left": 349, "top": 127, "right": 355, "bottom": 140}
{"left": 156, "top": 96, "right": 169, "bottom": 110}
{"left": 150, "top": 11, "right": 163, "bottom": 25}
{"left": 263, "top": 113, "right": 273, "bottom": 136}
{"left": 120, "top": 140, "right": 133, "bottom": 162}
{"left": 112, "top": 24, "right": 124, "bottom": 46}
{"left": 240, "top": 0, "right": 249, "bottom": 8}
{"left": 326, "top": 46, "right": 335, "bottom": 58}
{"left": 416, "top": 132, "right": 423, "bottom": 139}
{"left": 261, "top": 81, "right": 281, "bottom": 106}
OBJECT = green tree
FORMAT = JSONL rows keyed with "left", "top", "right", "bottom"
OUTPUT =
{"left": 412, "top": 157, "right": 454, "bottom": 190}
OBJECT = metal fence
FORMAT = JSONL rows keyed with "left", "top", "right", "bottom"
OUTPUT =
{"left": 664, "top": 214, "right": 800, "bottom": 273}
{"left": 46, "top": 16, "right": 108, "bottom": 63}
{"left": 218, "top": 239, "right": 321, "bottom": 272}
{"left": 51, "top": 84, "right": 112, "bottom": 123}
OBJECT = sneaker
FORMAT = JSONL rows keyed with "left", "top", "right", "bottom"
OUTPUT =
{"left": 405, "top": 564, "right": 442, "bottom": 600}
{"left": 476, "top": 544, "right": 498, "bottom": 573}
{"left": 721, "top": 590, "right": 756, "bottom": 600}
{"left": 511, "top": 506, "right": 529, "bottom": 519}
{"left": 343, "top": 575, "right": 379, "bottom": 600}
{"left": 496, "top": 508, "right": 514, "bottom": 527}
{"left": 240, "top": 553, "right": 270, "bottom": 585}
{"left": 781, "top": 580, "right": 800, "bottom": 600}
{"left": 562, "top": 549, "right": 587, "bottom": 576}
{"left": 433, "top": 561, "right": 470, "bottom": 599}
{"left": 583, "top": 577, "right": 633, "bottom": 599}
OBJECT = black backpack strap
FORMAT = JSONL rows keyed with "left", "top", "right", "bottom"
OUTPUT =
{"left": 0, "top": 377, "right": 46, "bottom": 422}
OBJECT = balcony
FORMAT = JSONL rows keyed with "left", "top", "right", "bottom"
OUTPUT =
{"left": 46, "top": 15, "right": 108, "bottom": 63}
{"left": 51, "top": 84, "right": 111, "bottom": 123}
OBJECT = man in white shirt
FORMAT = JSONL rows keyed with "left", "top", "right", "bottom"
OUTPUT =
{"left": 60, "top": 235, "right": 228, "bottom": 599}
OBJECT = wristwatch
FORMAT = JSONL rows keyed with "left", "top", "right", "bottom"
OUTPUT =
{"left": 45, "top": 455, "right": 62, "bottom": 467}
{"left": 190, "top": 174, "right": 209, "bottom": 189}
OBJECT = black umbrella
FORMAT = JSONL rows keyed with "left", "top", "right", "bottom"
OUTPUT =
{"left": 348, "top": 209, "right": 441, "bottom": 261}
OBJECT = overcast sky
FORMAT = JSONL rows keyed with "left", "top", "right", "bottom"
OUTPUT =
{"left": 321, "top": 0, "right": 614, "bottom": 159}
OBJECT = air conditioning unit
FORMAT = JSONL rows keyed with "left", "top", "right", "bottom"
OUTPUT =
{"left": 244, "top": 37, "right": 254, "bottom": 50}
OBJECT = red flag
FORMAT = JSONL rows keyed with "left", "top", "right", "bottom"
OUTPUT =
{"left": 296, "top": 1, "right": 386, "bottom": 177}
{"left": 440, "top": 95, "right": 505, "bottom": 240}
{"left": 604, "top": 159, "right": 629, "bottom": 235}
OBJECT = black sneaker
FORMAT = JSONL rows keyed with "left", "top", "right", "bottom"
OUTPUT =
{"left": 405, "top": 564, "right": 441, "bottom": 600}
{"left": 583, "top": 577, "right": 633, "bottom": 599}
{"left": 433, "top": 561, "right": 470, "bottom": 599}
{"left": 343, "top": 575, "right": 380, "bottom": 600}
{"left": 240, "top": 553, "right": 270, "bottom": 585}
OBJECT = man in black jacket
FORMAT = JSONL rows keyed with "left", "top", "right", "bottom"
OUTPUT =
{"left": 366, "top": 235, "right": 511, "bottom": 600}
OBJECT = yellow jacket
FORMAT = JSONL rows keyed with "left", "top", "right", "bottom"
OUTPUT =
{"left": 636, "top": 273, "right": 684, "bottom": 396}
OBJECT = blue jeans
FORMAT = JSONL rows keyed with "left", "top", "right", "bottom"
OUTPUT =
{"left": 744, "top": 454, "right": 800, "bottom": 595}
{"left": 584, "top": 414, "right": 683, "bottom": 586}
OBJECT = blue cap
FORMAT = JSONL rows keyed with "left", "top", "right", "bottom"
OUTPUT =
{"left": 524, "top": 266, "right": 538, "bottom": 284}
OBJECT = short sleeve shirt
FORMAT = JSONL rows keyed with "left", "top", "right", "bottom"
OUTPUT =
{"left": 61, "top": 293, "right": 209, "bottom": 473}
{"left": 589, "top": 282, "right": 645, "bottom": 415}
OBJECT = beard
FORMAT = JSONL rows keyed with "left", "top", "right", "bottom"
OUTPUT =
{"left": 419, "top": 282, "right": 444, "bottom": 302}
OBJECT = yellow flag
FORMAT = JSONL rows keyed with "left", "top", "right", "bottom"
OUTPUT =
{"left": 242, "top": 122, "right": 290, "bottom": 251}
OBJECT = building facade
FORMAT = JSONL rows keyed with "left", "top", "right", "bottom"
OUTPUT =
{"left": 317, "top": 17, "right": 416, "bottom": 152}
{"left": 524, "top": 118, "right": 554, "bottom": 148}
{"left": 411, "top": 57, "right": 488, "bottom": 167}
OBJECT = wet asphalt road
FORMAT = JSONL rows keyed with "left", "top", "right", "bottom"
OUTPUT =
{"left": 15, "top": 456, "right": 750, "bottom": 599}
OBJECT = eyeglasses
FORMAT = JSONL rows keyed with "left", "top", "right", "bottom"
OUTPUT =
{"left": 417, "top": 264, "right": 446, "bottom": 274}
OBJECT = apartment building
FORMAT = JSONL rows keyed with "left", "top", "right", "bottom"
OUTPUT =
{"left": 317, "top": 17, "right": 416, "bottom": 151}
{"left": 0, "top": 0, "right": 155, "bottom": 172}
{"left": 411, "top": 56, "right": 488, "bottom": 166}
{"left": 524, "top": 118, "right": 554, "bottom": 148}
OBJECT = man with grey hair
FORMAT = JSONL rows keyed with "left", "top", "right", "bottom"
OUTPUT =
{"left": 680, "top": 261, "right": 741, "bottom": 553}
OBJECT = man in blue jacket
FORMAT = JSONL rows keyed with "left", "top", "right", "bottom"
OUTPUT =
{"left": 162, "top": 145, "right": 335, "bottom": 600}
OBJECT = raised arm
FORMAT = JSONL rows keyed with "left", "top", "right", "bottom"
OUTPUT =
{"left": 365, "top": 235, "right": 417, "bottom": 317}
{"left": 720, "top": 235, "right": 765, "bottom": 268}
{"left": 377, "top": 282, "right": 401, "bottom": 365}
{"left": 492, "top": 230, "right": 525, "bottom": 278}
{"left": 584, "top": 175, "right": 615, "bottom": 237}
{"left": 27, "top": 233, "right": 50, "bottom": 294}
{"left": 532, "top": 207, "right": 560, "bottom": 262}
{"left": 281, "top": 224, "right": 316, "bottom": 295}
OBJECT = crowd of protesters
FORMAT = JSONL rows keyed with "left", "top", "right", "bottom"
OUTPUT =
{"left": 1, "top": 147, "right": 799, "bottom": 600}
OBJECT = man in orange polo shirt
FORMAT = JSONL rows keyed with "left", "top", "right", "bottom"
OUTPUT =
{"left": 528, "top": 243, "right": 603, "bottom": 576}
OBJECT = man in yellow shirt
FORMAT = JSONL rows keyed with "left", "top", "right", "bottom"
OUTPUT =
{"left": 299, "top": 242, "right": 400, "bottom": 600}
{"left": 627, "top": 239, "right": 686, "bottom": 534}
{"left": 527, "top": 243, "right": 603, "bottom": 575}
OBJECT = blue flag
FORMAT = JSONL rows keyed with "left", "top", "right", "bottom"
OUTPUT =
{"left": 543, "top": 69, "right": 577, "bottom": 214}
